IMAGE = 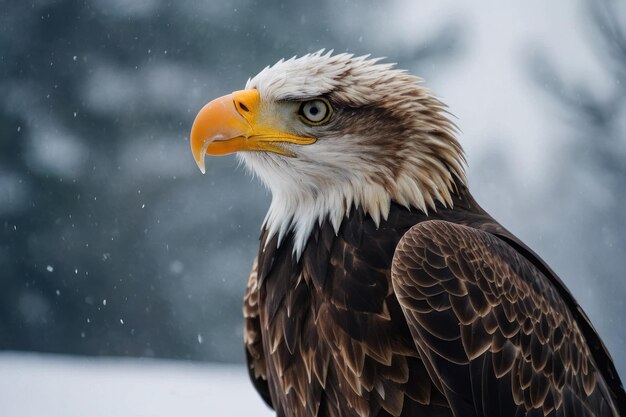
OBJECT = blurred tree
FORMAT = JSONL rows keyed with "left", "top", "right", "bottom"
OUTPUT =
{"left": 0, "top": 0, "right": 463, "bottom": 362}
{"left": 530, "top": 0, "right": 626, "bottom": 372}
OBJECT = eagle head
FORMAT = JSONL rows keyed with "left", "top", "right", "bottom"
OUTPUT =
{"left": 191, "top": 51, "right": 466, "bottom": 255}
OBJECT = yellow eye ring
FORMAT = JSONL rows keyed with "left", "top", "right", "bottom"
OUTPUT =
{"left": 297, "top": 98, "right": 332, "bottom": 125}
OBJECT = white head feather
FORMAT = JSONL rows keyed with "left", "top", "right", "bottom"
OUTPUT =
{"left": 239, "top": 50, "right": 466, "bottom": 257}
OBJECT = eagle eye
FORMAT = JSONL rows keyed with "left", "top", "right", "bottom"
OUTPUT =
{"left": 298, "top": 99, "right": 332, "bottom": 125}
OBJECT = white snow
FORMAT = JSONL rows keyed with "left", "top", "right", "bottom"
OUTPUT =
{"left": 0, "top": 352, "right": 273, "bottom": 417}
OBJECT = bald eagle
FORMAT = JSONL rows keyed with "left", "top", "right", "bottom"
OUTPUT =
{"left": 190, "top": 51, "right": 625, "bottom": 417}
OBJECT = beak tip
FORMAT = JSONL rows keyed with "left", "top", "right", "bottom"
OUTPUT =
{"left": 195, "top": 157, "right": 207, "bottom": 174}
{"left": 191, "top": 133, "right": 211, "bottom": 175}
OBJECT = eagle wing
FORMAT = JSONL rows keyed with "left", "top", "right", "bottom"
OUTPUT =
{"left": 243, "top": 257, "right": 273, "bottom": 409}
{"left": 391, "top": 220, "right": 619, "bottom": 417}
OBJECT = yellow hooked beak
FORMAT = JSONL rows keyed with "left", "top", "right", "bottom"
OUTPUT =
{"left": 190, "top": 89, "right": 316, "bottom": 173}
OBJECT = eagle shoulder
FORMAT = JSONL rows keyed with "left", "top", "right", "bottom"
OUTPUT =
{"left": 391, "top": 220, "right": 619, "bottom": 417}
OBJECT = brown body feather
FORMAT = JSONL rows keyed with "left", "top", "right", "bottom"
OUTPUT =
{"left": 243, "top": 184, "right": 625, "bottom": 417}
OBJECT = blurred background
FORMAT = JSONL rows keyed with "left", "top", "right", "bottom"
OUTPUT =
{"left": 1, "top": 0, "right": 624, "bottom": 415}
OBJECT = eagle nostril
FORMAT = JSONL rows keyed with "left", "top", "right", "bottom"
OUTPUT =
{"left": 238, "top": 101, "right": 250, "bottom": 113}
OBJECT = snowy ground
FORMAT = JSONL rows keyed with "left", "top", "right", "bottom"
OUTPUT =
{"left": 0, "top": 352, "right": 273, "bottom": 417}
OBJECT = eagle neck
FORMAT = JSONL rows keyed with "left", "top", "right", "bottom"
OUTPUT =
{"left": 262, "top": 175, "right": 469, "bottom": 259}
{"left": 262, "top": 179, "right": 472, "bottom": 261}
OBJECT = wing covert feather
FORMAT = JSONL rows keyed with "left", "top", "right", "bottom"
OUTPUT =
{"left": 391, "top": 220, "right": 619, "bottom": 417}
